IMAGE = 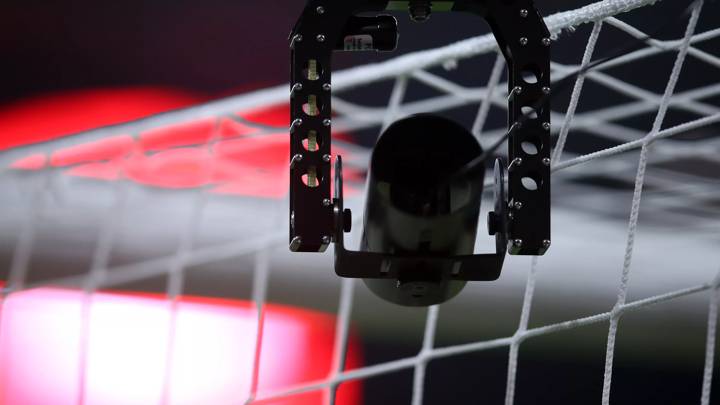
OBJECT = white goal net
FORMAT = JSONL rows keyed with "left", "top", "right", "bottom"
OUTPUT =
{"left": 0, "top": 0, "right": 718, "bottom": 404}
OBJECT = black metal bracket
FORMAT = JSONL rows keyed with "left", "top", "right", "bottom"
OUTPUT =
{"left": 290, "top": 0, "right": 551, "bottom": 255}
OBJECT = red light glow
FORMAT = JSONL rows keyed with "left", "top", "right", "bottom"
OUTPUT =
{"left": 0, "top": 88, "right": 205, "bottom": 151}
{"left": 3, "top": 89, "right": 363, "bottom": 199}
{"left": 0, "top": 288, "right": 361, "bottom": 405}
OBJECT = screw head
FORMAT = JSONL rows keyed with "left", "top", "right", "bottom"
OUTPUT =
{"left": 293, "top": 153, "right": 303, "bottom": 162}
{"left": 322, "top": 83, "right": 331, "bottom": 91}
{"left": 519, "top": 37, "right": 528, "bottom": 46}
{"left": 323, "top": 119, "right": 332, "bottom": 127}
{"left": 513, "top": 239, "right": 523, "bottom": 247}
{"left": 542, "top": 86, "right": 551, "bottom": 94}
{"left": 322, "top": 154, "right": 331, "bottom": 162}
{"left": 519, "top": 9, "right": 529, "bottom": 18}
{"left": 321, "top": 235, "right": 331, "bottom": 244}
{"left": 316, "top": 6, "right": 325, "bottom": 14}
{"left": 289, "top": 236, "right": 302, "bottom": 252}
{"left": 323, "top": 198, "right": 332, "bottom": 207}
{"left": 542, "top": 122, "right": 551, "bottom": 131}
{"left": 512, "top": 85, "right": 523, "bottom": 95}
{"left": 316, "top": 34, "right": 326, "bottom": 42}
{"left": 542, "top": 37, "right": 551, "bottom": 46}
{"left": 294, "top": 34, "right": 303, "bottom": 42}
{"left": 542, "top": 239, "right": 552, "bottom": 248}
{"left": 542, "top": 157, "right": 551, "bottom": 166}
{"left": 514, "top": 201, "right": 523, "bottom": 210}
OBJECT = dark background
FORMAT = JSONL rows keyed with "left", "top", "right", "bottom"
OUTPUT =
{"left": 1, "top": 0, "right": 710, "bottom": 103}
{"left": 1, "top": 1, "right": 718, "bottom": 404}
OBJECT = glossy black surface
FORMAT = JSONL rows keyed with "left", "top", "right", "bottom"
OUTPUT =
{"left": 361, "top": 115, "right": 484, "bottom": 306}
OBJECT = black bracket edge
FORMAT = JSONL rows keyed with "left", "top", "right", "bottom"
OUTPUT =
{"left": 289, "top": 0, "right": 551, "bottom": 256}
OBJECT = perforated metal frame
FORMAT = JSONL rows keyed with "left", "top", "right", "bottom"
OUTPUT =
{"left": 289, "top": 0, "right": 551, "bottom": 255}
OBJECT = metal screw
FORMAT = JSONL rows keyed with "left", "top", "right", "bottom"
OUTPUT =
{"left": 323, "top": 118, "right": 332, "bottom": 127}
{"left": 542, "top": 37, "right": 551, "bottom": 46}
{"left": 290, "top": 118, "right": 303, "bottom": 133}
{"left": 323, "top": 198, "right": 332, "bottom": 207}
{"left": 542, "top": 157, "right": 551, "bottom": 166}
{"left": 513, "top": 239, "right": 523, "bottom": 247}
{"left": 291, "top": 83, "right": 303, "bottom": 96}
{"left": 323, "top": 154, "right": 331, "bottom": 162}
{"left": 520, "top": 9, "right": 528, "bottom": 18}
{"left": 290, "top": 34, "right": 303, "bottom": 49}
{"left": 542, "top": 239, "right": 552, "bottom": 248}
{"left": 289, "top": 236, "right": 302, "bottom": 252}
{"left": 316, "top": 34, "right": 326, "bottom": 42}
{"left": 519, "top": 37, "right": 528, "bottom": 46}
{"left": 542, "top": 122, "right": 551, "bottom": 131}
{"left": 316, "top": 6, "right": 325, "bottom": 14}
{"left": 542, "top": 86, "right": 551, "bottom": 94}
{"left": 322, "top": 235, "right": 331, "bottom": 244}
{"left": 509, "top": 86, "right": 523, "bottom": 99}
{"left": 322, "top": 83, "right": 331, "bottom": 91}
{"left": 509, "top": 157, "right": 523, "bottom": 170}
{"left": 514, "top": 201, "right": 523, "bottom": 210}
{"left": 290, "top": 153, "right": 303, "bottom": 169}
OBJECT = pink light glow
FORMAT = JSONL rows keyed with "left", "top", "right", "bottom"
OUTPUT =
{"left": 0, "top": 88, "right": 205, "bottom": 151}
{"left": 3, "top": 89, "right": 364, "bottom": 199}
{"left": 0, "top": 288, "right": 361, "bottom": 405}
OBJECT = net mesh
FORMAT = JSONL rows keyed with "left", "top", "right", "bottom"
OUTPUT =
{"left": 1, "top": 0, "right": 719, "bottom": 404}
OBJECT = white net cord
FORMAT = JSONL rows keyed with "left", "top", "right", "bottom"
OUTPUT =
{"left": 601, "top": 3, "right": 704, "bottom": 404}
{"left": 0, "top": 0, "right": 718, "bottom": 404}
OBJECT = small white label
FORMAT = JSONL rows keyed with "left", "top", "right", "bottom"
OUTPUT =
{"left": 344, "top": 35, "right": 374, "bottom": 51}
